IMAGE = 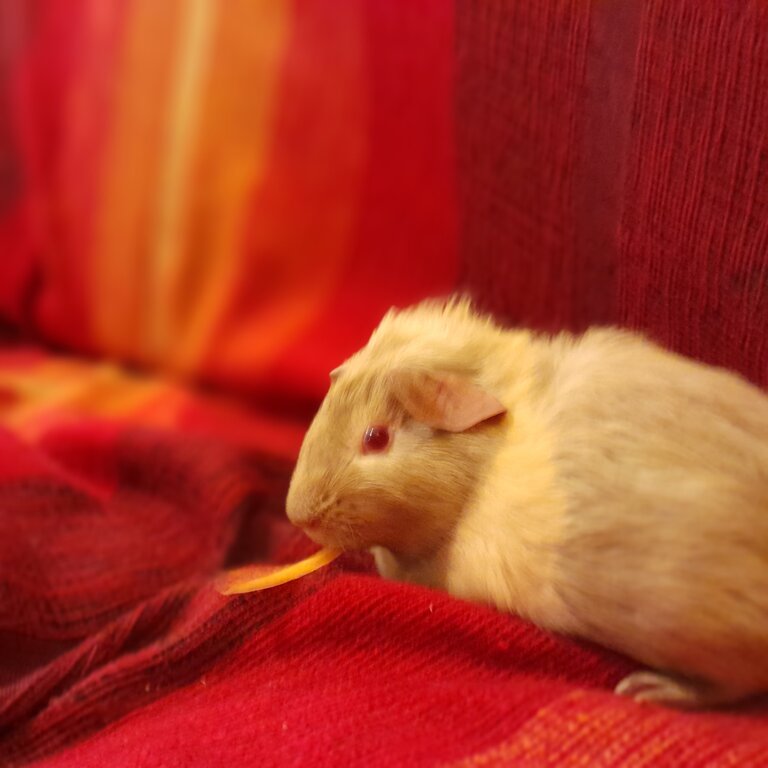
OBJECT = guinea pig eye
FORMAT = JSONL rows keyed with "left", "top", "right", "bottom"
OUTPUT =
{"left": 361, "top": 425, "right": 390, "bottom": 454}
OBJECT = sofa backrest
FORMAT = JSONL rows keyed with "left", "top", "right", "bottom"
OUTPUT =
{"left": 0, "top": 1, "right": 765, "bottom": 406}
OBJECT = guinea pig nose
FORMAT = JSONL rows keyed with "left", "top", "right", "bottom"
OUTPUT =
{"left": 286, "top": 502, "right": 320, "bottom": 529}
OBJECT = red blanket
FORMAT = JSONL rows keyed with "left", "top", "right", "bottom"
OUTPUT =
{"left": 1, "top": 1, "right": 768, "bottom": 766}
{"left": 2, "top": 352, "right": 768, "bottom": 766}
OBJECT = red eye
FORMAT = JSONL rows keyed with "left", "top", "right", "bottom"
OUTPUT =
{"left": 362, "top": 425, "right": 390, "bottom": 453}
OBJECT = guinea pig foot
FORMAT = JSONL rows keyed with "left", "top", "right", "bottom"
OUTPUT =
{"left": 615, "top": 671, "right": 741, "bottom": 710}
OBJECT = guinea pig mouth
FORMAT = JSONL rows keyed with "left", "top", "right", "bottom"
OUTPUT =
{"left": 299, "top": 517, "right": 364, "bottom": 552}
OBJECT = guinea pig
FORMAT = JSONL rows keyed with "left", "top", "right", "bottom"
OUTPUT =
{"left": 285, "top": 296, "right": 768, "bottom": 709}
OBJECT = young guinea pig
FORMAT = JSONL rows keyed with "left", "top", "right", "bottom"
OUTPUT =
{"left": 285, "top": 297, "right": 768, "bottom": 709}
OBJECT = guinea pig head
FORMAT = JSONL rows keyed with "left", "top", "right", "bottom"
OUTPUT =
{"left": 286, "top": 363, "right": 507, "bottom": 559}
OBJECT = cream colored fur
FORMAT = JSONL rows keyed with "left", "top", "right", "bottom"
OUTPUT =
{"left": 287, "top": 297, "right": 768, "bottom": 708}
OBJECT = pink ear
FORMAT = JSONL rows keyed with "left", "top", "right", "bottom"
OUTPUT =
{"left": 390, "top": 369, "right": 507, "bottom": 432}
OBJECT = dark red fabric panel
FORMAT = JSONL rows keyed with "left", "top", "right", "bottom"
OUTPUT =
{"left": 0, "top": 0, "right": 39, "bottom": 330}
{"left": 0, "top": 417, "right": 296, "bottom": 763}
{"left": 455, "top": 0, "right": 768, "bottom": 392}
{"left": 618, "top": 0, "right": 768, "bottom": 387}
{"left": 572, "top": 0, "right": 641, "bottom": 327}
{"left": 455, "top": 1, "right": 593, "bottom": 331}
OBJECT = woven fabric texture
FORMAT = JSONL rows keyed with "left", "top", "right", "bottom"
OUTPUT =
{"left": 0, "top": 1, "right": 767, "bottom": 766}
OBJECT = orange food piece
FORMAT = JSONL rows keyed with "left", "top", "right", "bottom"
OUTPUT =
{"left": 213, "top": 548, "right": 341, "bottom": 595}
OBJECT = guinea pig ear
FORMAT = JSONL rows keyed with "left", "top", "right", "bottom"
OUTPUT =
{"left": 329, "top": 364, "right": 346, "bottom": 382}
{"left": 389, "top": 369, "right": 507, "bottom": 432}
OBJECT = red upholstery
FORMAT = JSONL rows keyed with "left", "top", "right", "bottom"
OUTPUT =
{"left": 0, "top": 2, "right": 767, "bottom": 765}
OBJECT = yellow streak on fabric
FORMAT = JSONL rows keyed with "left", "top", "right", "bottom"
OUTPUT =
{"left": 442, "top": 690, "right": 694, "bottom": 768}
{"left": 146, "top": 0, "right": 217, "bottom": 363}
{"left": 90, "top": 0, "right": 182, "bottom": 359}
{"left": 0, "top": 361, "right": 166, "bottom": 440}
{"left": 205, "top": 5, "right": 367, "bottom": 380}
{"left": 168, "top": 0, "right": 293, "bottom": 375}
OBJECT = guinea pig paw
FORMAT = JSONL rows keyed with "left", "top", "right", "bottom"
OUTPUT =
{"left": 615, "top": 671, "right": 716, "bottom": 709}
